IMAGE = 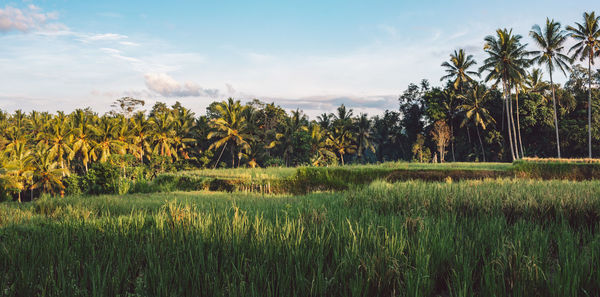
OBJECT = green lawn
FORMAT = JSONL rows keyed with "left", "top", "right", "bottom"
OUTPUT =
{"left": 2, "top": 179, "right": 600, "bottom": 296}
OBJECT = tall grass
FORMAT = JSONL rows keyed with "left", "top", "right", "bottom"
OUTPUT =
{"left": 1, "top": 179, "right": 600, "bottom": 296}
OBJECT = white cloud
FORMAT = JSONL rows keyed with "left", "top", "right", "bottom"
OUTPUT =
{"left": 0, "top": 4, "right": 61, "bottom": 33}
{"left": 86, "top": 33, "right": 128, "bottom": 41}
{"left": 144, "top": 73, "right": 220, "bottom": 97}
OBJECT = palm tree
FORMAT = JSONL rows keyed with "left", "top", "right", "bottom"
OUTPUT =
{"left": 41, "top": 116, "right": 73, "bottom": 172}
{"left": 207, "top": 98, "right": 254, "bottom": 168}
{"left": 356, "top": 114, "right": 375, "bottom": 162}
{"left": 567, "top": 12, "right": 600, "bottom": 158}
{"left": 151, "top": 112, "right": 176, "bottom": 159}
{"left": 70, "top": 109, "right": 97, "bottom": 172}
{"left": 31, "top": 145, "right": 67, "bottom": 196}
{"left": 327, "top": 126, "right": 356, "bottom": 166}
{"left": 130, "top": 111, "right": 151, "bottom": 163}
{"left": 92, "top": 117, "right": 126, "bottom": 163}
{"left": 524, "top": 68, "right": 551, "bottom": 99}
{"left": 5, "top": 141, "right": 33, "bottom": 202}
{"left": 274, "top": 109, "right": 308, "bottom": 166}
{"left": 480, "top": 28, "right": 531, "bottom": 161}
{"left": 531, "top": 18, "right": 572, "bottom": 158}
{"left": 440, "top": 49, "right": 480, "bottom": 91}
{"left": 459, "top": 85, "right": 496, "bottom": 162}
{"left": 511, "top": 77, "right": 526, "bottom": 157}
{"left": 309, "top": 125, "right": 336, "bottom": 166}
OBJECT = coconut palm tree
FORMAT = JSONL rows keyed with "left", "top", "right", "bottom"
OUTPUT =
{"left": 459, "top": 85, "right": 496, "bottom": 162}
{"left": 70, "top": 109, "right": 97, "bottom": 172}
{"left": 31, "top": 145, "right": 67, "bottom": 196}
{"left": 5, "top": 141, "right": 34, "bottom": 202}
{"left": 567, "top": 12, "right": 600, "bottom": 158}
{"left": 207, "top": 98, "right": 254, "bottom": 168}
{"left": 41, "top": 116, "right": 73, "bottom": 172}
{"left": 274, "top": 109, "right": 308, "bottom": 166}
{"left": 92, "top": 117, "right": 126, "bottom": 163}
{"left": 440, "top": 49, "right": 480, "bottom": 92}
{"left": 130, "top": 111, "right": 151, "bottom": 163}
{"left": 356, "top": 113, "right": 375, "bottom": 162}
{"left": 524, "top": 68, "right": 551, "bottom": 99}
{"left": 150, "top": 112, "right": 177, "bottom": 159}
{"left": 531, "top": 18, "right": 572, "bottom": 158}
{"left": 480, "top": 28, "right": 531, "bottom": 161}
{"left": 309, "top": 125, "right": 336, "bottom": 166}
{"left": 327, "top": 126, "right": 356, "bottom": 166}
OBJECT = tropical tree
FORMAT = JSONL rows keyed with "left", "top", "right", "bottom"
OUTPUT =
{"left": 480, "top": 28, "right": 531, "bottom": 160}
{"left": 327, "top": 126, "right": 356, "bottom": 166}
{"left": 130, "top": 111, "right": 151, "bottom": 163}
{"left": 207, "top": 98, "right": 254, "bottom": 168}
{"left": 41, "top": 115, "right": 73, "bottom": 172}
{"left": 567, "top": 12, "right": 600, "bottom": 158}
{"left": 459, "top": 85, "right": 496, "bottom": 161}
{"left": 70, "top": 109, "right": 97, "bottom": 172}
{"left": 93, "top": 117, "right": 126, "bottom": 163}
{"left": 31, "top": 145, "right": 67, "bottom": 196}
{"left": 5, "top": 141, "right": 34, "bottom": 202}
{"left": 308, "top": 125, "right": 336, "bottom": 166}
{"left": 356, "top": 113, "right": 375, "bottom": 162}
{"left": 440, "top": 49, "right": 480, "bottom": 91}
{"left": 531, "top": 18, "right": 572, "bottom": 158}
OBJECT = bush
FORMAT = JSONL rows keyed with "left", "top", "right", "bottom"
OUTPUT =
{"left": 513, "top": 159, "right": 600, "bottom": 180}
{"left": 63, "top": 174, "right": 83, "bottom": 196}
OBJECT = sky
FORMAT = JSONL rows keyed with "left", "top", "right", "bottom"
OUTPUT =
{"left": 0, "top": 0, "right": 597, "bottom": 118}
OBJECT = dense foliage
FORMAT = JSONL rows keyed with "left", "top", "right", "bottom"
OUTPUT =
{"left": 1, "top": 12, "right": 600, "bottom": 201}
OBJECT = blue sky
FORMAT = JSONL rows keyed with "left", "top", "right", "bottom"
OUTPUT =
{"left": 0, "top": 0, "right": 597, "bottom": 117}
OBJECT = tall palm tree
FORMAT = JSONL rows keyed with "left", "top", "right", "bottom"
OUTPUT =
{"left": 207, "top": 98, "right": 253, "bottom": 168}
{"left": 511, "top": 77, "right": 526, "bottom": 157}
{"left": 274, "top": 109, "right": 308, "bottom": 166}
{"left": 327, "top": 126, "right": 356, "bottom": 166}
{"left": 31, "top": 145, "right": 66, "bottom": 196}
{"left": 567, "top": 12, "right": 600, "bottom": 158}
{"left": 356, "top": 114, "right": 375, "bottom": 163}
{"left": 309, "top": 125, "right": 336, "bottom": 166}
{"left": 5, "top": 141, "right": 33, "bottom": 202}
{"left": 70, "top": 109, "right": 97, "bottom": 172}
{"left": 130, "top": 111, "right": 151, "bottom": 163}
{"left": 151, "top": 112, "right": 177, "bottom": 159}
{"left": 92, "top": 117, "right": 126, "bottom": 163}
{"left": 459, "top": 85, "right": 496, "bottom": 162}
{"left": 440, "top": 49, "right": 480, "bottom": 91}
{"left": 480, "top": 28, "right": 531, "bottom": 161}
{"left": 531, "top": 18, "right": 572, "bottom": 158}
{"left": 41, "top": 116, "right": 73, "bottom": 172}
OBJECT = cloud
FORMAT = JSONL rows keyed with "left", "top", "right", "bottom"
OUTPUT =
{"left": 86, "top": 33, "right": 127, "bottom": 41}
{"left": 144, "top": 73, "right": 220, "bottom": 97}
{"left": 0, "top": 4, "right": 61, "bottom": 33}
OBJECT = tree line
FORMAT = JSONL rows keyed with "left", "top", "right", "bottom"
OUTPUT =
{"left": 0, "top": 12, "right": 599, "bottom": 200}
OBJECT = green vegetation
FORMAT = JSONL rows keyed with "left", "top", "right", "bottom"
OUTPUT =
{"left": 2, "top": 179, "right": 600, "bottom": 296}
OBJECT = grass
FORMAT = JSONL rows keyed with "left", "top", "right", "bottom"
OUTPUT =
{"left": 2, "top": 179, "right": 600, "bottom": 296}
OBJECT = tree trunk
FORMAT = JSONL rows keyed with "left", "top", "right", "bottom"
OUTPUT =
{"left": 340, "top": 153, "right": 345, "bottom": 166}
{"left": 214, "top": 142, "right": 227, "bottom": 169}
{"left": 508, "top": 88, "right": 520, "bottom": 159}
{"left": 476, "top": 126, "right": 486, "bottom": 162}
{"left": 515, "top": 86, "right": 525, "bottom": 157}
{"left": 450, "top": 122, "right": 455, "bottom": 162}
{"left": 18, "top": 191, "right": 21, "bottom": 203}
{"left": 588, "top": 57, "right": 593, "bottom": 158}
{"left": 549, "top": 69, "right": 561, "bottom": 158}
{"left": 503, "top": 80, "right": 516, "bottom": 161}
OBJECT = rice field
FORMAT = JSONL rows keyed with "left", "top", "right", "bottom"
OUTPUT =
{"left": 1, "top": 178, "right": 600, "bottom": 296}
